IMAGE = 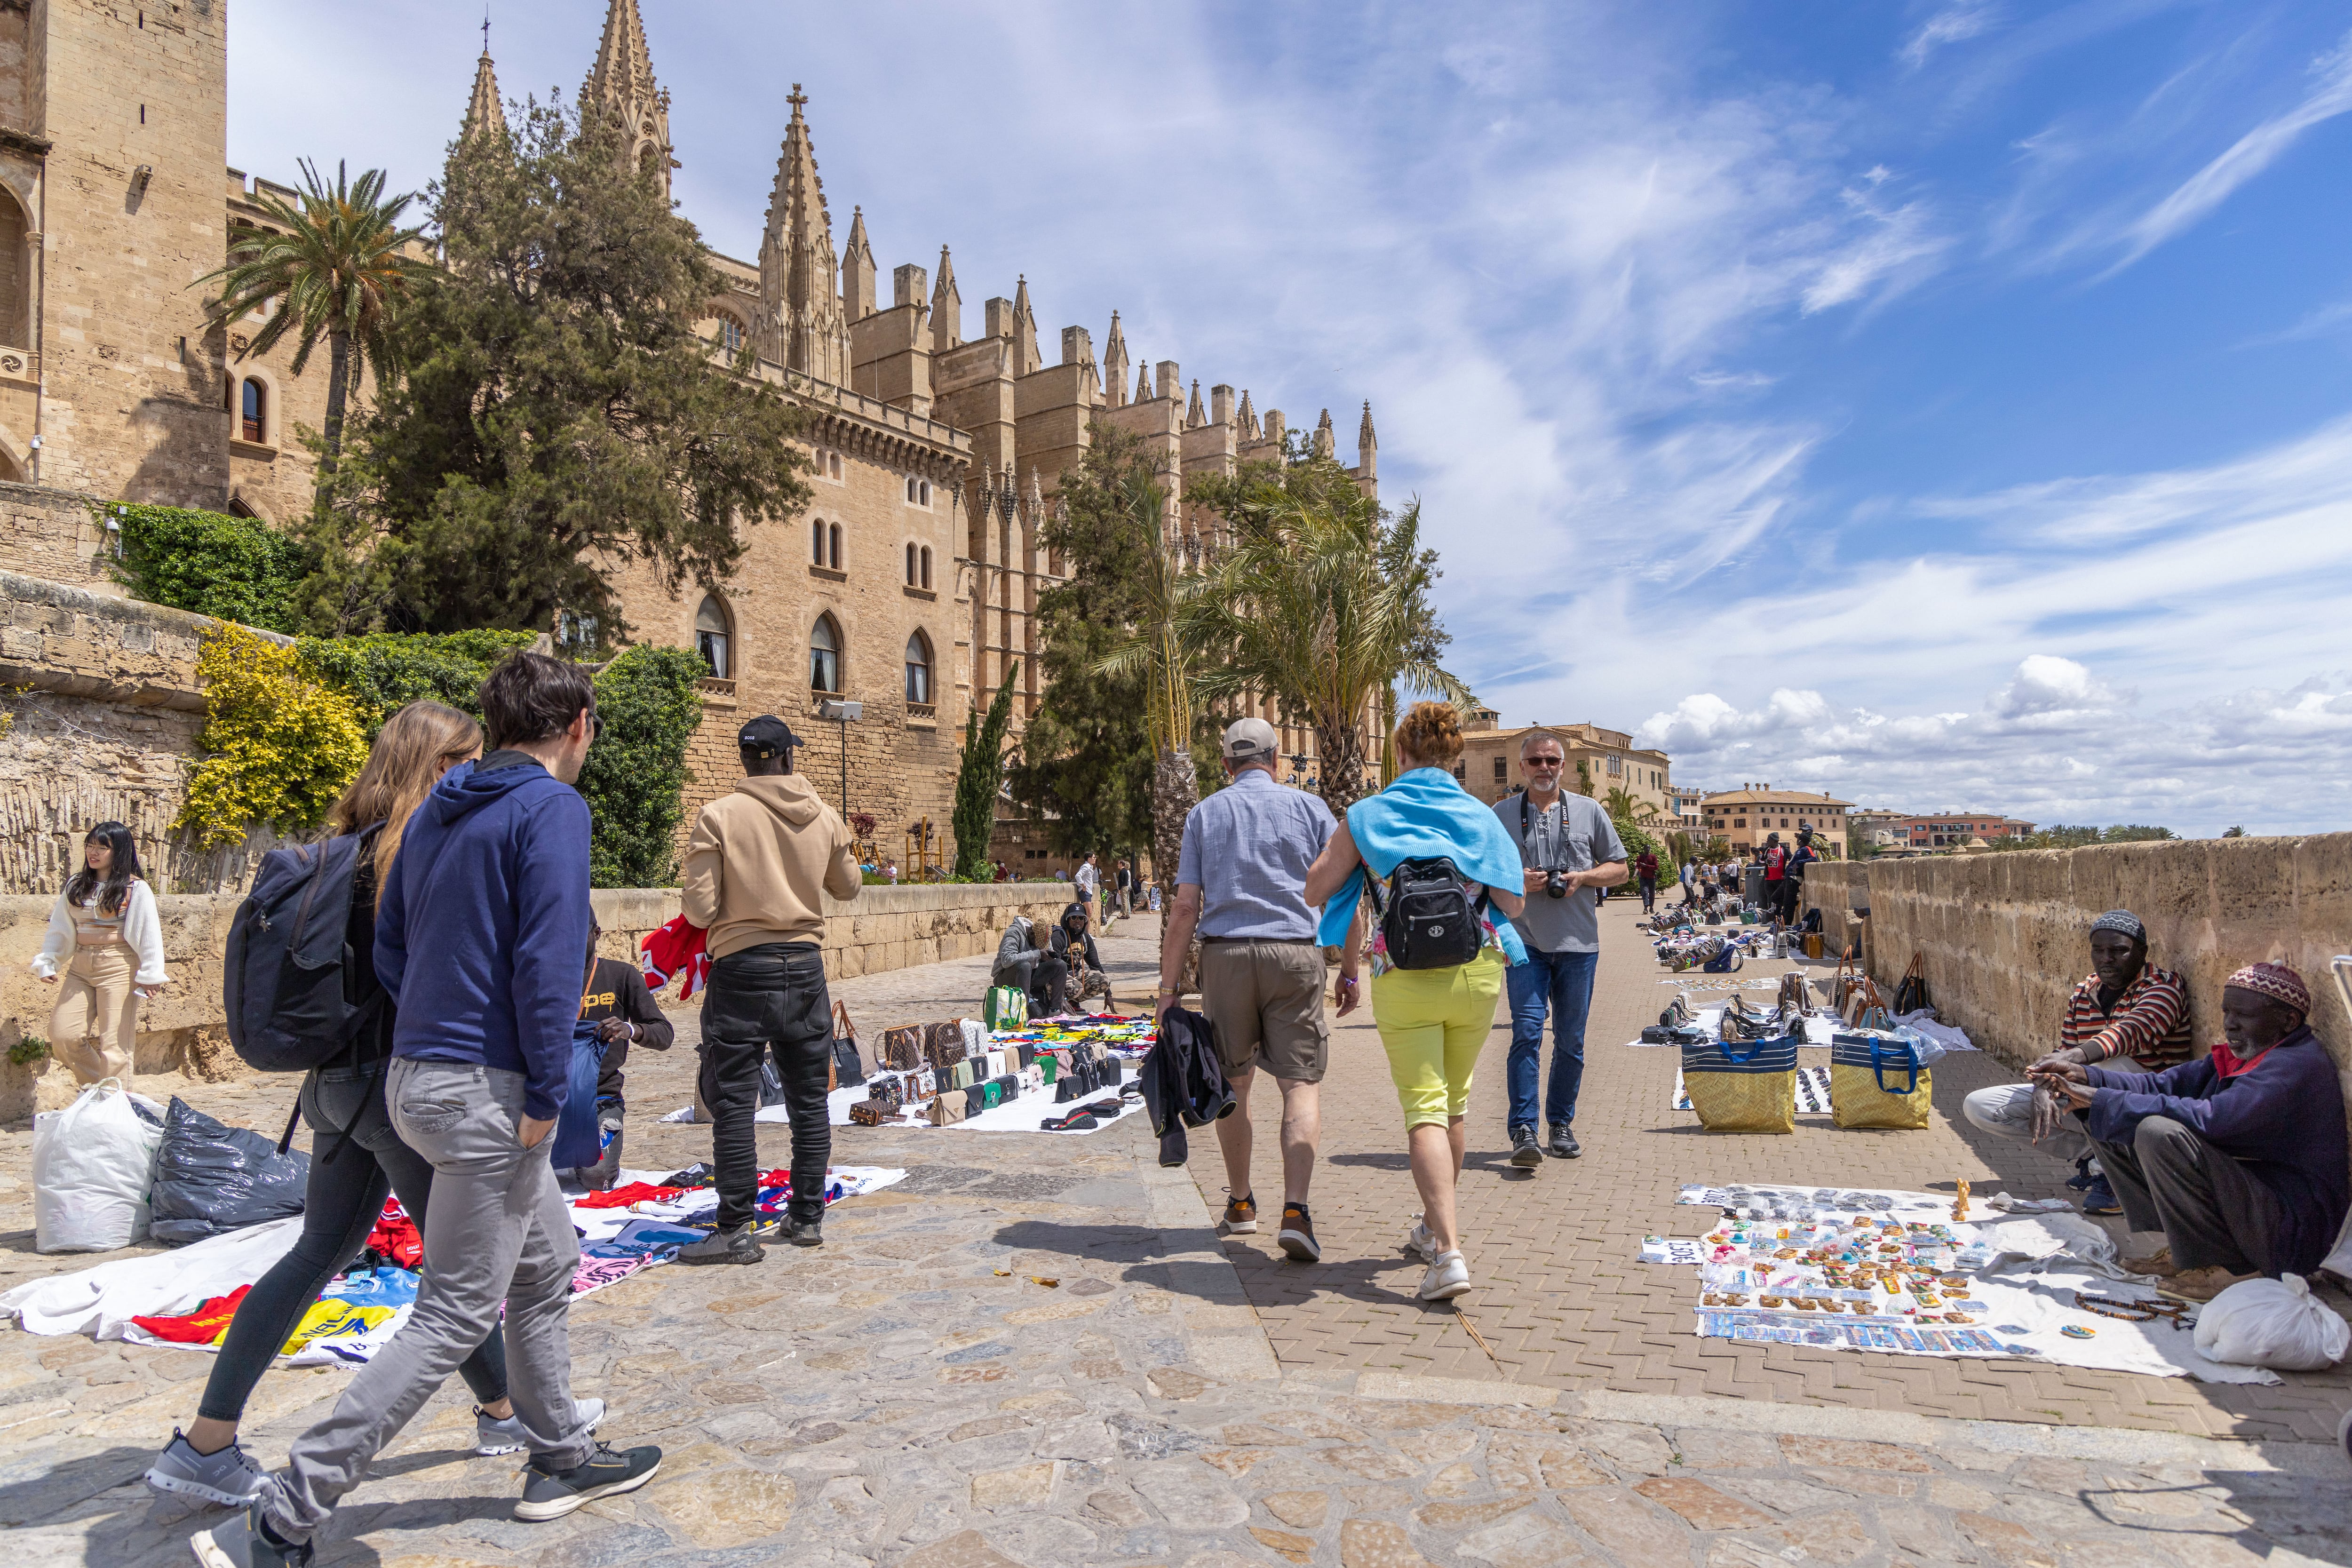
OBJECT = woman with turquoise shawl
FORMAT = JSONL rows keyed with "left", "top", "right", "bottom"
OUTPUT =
{"left": 1305, "top": 701, "right": 1526, "bottom": 1302}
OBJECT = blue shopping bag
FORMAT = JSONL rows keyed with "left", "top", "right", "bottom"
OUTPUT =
{"left": 550, "top": 1020, "right": 608, "bottom": 1169}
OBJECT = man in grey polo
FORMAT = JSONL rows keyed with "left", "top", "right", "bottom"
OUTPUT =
{"left": 1495, "top": 729, "right": 1627, "bottom": 1167}
{"left": 1157, "top": 717, "right": 1341, "bottom": 1263}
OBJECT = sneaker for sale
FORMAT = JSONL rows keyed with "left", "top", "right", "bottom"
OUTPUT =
{"left": 2081, "top": 1176, "right": 2122, "bottom": 1216}
{"left": 1508, "top": 1125, "right": 1544, "bottom": 1169}
{"left": 513, "top": 1441, "right": 663, "bottom": 1522}
{"left": 190, "top": 1503, "right": 312, "bottom": 1568}
{"left": 1222, "top": 1193, "right": 1258, "bottom": 1235}
{"left": 1416, "top": 1250, "right": 1472, "bottom": 1301}
{"left": 1277, "top": 1202, "right": 1320, "bottom": 1262}
{"left": 1547, "top": 1123, "right": 1582, "bottom": 1160}
{"left": 475, "top": 1397, "right": 607, "bottom": 1457}
{"left": 1402, "top": 1215, "right": 1437, "bottom": 1264}
{"left": 676, "top": 1225, "right": 765, "bottom": 1266}
{"left": 148, "top": 1430, "right": 267, "bottom": 1507}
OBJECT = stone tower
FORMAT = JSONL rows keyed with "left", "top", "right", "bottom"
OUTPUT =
{"left": 585, "top": 0, "right": 673, "bottom": 196}
{"left": 758, "top": 87, "right": 854, "bottom": 385}
{"left": 463, "top": 47, "right": 507, "bottom": 143}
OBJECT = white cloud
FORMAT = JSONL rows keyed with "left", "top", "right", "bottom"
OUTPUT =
{"left": 1901, "top": 3, "right": 2002, "bottom": 71}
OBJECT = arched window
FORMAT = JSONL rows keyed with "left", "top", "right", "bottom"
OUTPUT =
{"left": 905, "top": 630, "right": 932, "bottom": 705}
{"left": 809, "top": 614, "right": 842, "bottom": 695}
{"left": 829, "top": 451, "right": 842, "bottom": 479}
{"left": 240, "top": 379, "right": 266, "bottom": 444}
{"left": 811, "top": 518, "right": 826, "bottom": 565}
{"left": 828, "top": 522, "right": 843, "bottom": 570}
{"left": 920, "top": 546, "right": 932, "bottom": 589}
{"left": 906, "top": 541, "right": 918, "bottom": 585}
{"left": 905, "top": 477, "right": 917, "bottom": 503}
{"left": 694, "top": 594, "right": 731, "bottom": 679}
{"left": 718, "top": 317, "right": 743, "bottom": 354}
{"left": 919, "top": 479, "right": 931, "bottom": 506}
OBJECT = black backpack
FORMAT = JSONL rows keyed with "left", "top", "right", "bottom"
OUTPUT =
{"left": 1374, "top": 856, "right": 1486, "bottom": 971}
{"left": 223, "top": 830, "right": 387, "bottom": 1075}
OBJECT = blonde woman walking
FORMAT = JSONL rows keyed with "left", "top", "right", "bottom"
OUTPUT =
{"left": 32, "top": 821, "right": 169, "bottom": 1087}
{"left": 1305, "top": 701, "right": 1526, "bottom": 1301}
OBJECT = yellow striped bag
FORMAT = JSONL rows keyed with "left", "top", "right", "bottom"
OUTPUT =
{"left": 1680, "top": 1035, "right": 1798, "bottom": 1133}
{"left": 1830, "top": 1030, "right": 1932, "bottom": 1130}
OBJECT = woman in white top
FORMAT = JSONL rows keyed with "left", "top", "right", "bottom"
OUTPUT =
{"left": 32, "top": 821, "right": 170, "bottom": 1085}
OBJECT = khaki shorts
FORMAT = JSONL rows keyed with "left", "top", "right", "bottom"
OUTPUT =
{"left": 1199, "top": 940, "right": 1329, "bottom": 1083}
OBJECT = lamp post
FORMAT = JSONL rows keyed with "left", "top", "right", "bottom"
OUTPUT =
{"left": 817, "top": 698, "right": 861, "bottom": 823}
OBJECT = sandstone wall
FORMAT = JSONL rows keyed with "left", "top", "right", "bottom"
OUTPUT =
{"left": 0, "top": 880, "right": 1077, "bottom": 1122}
{"left": 1800, "top": 837, "right": 2352, "bottom": 1091}
{"left": 0, "top": 484, "right": 117, "bottom": 590}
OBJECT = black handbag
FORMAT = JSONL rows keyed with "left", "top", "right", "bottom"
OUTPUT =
{"left": 1892, "top": 952, "right": 1930, "bottom": 1016}
{"left": 830, "top": 1002, "right": 866, "bottom": 1088}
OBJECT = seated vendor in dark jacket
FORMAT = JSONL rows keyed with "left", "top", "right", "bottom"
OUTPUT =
{"left": 1049, "top": 902, "right": 1104, "bottom": 1010}
{"left": 575, "top": 918, "right": 676, "bottom": 1189}
{"left": 2034, "top": 962, "right": 2346, "bottom": 1303}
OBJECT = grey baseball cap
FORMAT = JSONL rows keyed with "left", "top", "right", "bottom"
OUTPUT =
{"left": 1222, "top": 716, "right": 1280, "bottom": 761}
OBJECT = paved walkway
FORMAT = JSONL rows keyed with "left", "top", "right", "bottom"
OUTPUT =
{"left": 1196, "top": 895, "right": 2352, "bottom": 1442}
{"left": 0, "top": 917, "right": 2347, "bottom": 1565}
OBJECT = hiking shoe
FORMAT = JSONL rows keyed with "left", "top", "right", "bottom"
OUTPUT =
{"left": 2157, "top": 1266, "right": 2259, "bottom": 1304}
{"left": 190, "top": 1503, "right": 312, "bottom": 1568}
{"left": 476, "top": 1397, "right": 606, "bottom": 1457}
{"left": 676, "top": 1225, "right": 765, "bottom": 1266}
{"left": 149, "top": 1430, "right": 267, "bottom": 1507}
{"left": 1416, "top": 1250, "right": 1471, "bottom": 1301}
{"left": 1402, "top": 1216, "right": 1438, "bottom": 1264}
{"left": 1222, "top": 1194, "right": 1258, "bottom": 1234}
{"left": 1547, "top": 1123, "right": 1582, "bottom": 1159}
{"left": 1508, "top": 1126, "right": 1544, "bottom": 1169}
{"left": 2123, "top": 1246, "right": 2179, "bottom": 1279}
{"left": 2081, "top": 1176, "right": 2122, "bottom": 1216}
{"left": 1278, "top": 1202, "right": 1321, "bottom": 1262}
{"left": 779, "top": 1214, "right": 824, "bottom": 1248}
{"left": 513, "top": 1441, "right": 664, "bottom": 1522}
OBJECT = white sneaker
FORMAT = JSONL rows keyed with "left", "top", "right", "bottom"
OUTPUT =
{"left": 476, "top": 1398, "right": 607, "bottom": 1457}
{"left": 1417, "top": 1250, "right": 1471, "bottom": 1301}
{"left": 1403, "top": 1216, "right": 1437, "bottom": 1263}
{"left": 145, "top": 1430, "right": 267, "bottom": 1507}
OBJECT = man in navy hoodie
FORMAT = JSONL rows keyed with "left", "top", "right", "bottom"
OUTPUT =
{"left": 197, "top": 653, "right": 661, "bottom": 1568}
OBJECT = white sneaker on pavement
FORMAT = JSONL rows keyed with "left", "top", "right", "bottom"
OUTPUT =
{"left": 1403, "top": 1216, "right": 1437, "bottom": 1264}
{"left": 1417, "top": 1250, "right": 1471, "bottom": 1301}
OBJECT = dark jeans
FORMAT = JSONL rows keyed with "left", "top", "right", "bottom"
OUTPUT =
{"left": 1505, "top": 947, "right": 1599, "bottom": 1132}
{"left": 1029, "top": 955, "right": 1068, "bottom": 1020}
{"left": 1639, "top": 877, "right": 1657, "bottom": 912}
{"left": 699, "top": 942, "right": 834, "bottom": 1230}
{"left": 199, "top": 1064, "right": 509, "bottom": 1424}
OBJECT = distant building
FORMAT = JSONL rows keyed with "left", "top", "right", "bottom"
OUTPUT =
{"left": 1455, "top": 716, "right": 1674, "bottom": 822}
{"left": 1670, "top": 786, "right": 1707, "bottom": 832}
{"left": 1847, "top": 809, "right": 2036, "bottom": 851}
{"left": 1699, "top": 785, "right": 1851, "bottom": 858}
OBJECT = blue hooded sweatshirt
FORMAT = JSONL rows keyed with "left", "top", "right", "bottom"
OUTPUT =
{"left": 375, "top": 756, "right": 594, "bottom": 1121}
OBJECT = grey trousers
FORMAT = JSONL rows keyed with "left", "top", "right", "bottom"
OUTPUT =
{"left": 1960, "top": 1082, "right": 2093, "bottom": 1165}
{"left": 261, "top": 1059, "right": 591, "bottom": 1542}
{"left": 2092, "top": 1114, "right": 2283, "bottom": 1276}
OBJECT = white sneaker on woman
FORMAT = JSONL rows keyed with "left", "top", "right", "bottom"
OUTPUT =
{"left": 1417, "top": 1250, "right": 1470, "bottom": 1301}
{"left": 1402, "top": 1217, "right": 1437, "bottom": 1263}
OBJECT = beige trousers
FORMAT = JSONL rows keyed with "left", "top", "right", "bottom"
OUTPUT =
{"left": 51, "top": 946, "right": 137, "bottom": 1085}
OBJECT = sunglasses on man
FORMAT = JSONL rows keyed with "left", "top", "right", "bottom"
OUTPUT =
{"left": 1524, "top": 755, "right": 1565, "bottom": 769}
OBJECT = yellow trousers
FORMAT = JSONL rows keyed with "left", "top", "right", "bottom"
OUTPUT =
{"left": 52, "top": 947, "right": 138, "bottom": 1085}
{"left": 1370, "top": 948, "right": 1505, "bottom": 1129}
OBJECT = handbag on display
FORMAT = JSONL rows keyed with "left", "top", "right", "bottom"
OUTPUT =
{"left": 928, "top": 1091, "right": 967, "bottom": 1126}
{"left": 984, "top": 985, "right": 1028, "bottom": 1030}
{"left": 1681, "top": 1033, "right": 1798, "bottom": 1134}
{"left": 1830, "top": 1029, "right": 1933, "bottom": 1130}
{"left": 830, "top": 1003, "right": 867, "bottom": 1089}
{"left": 882, "top": 1025, "right": 925, "bottom": 1071}
{"left": 1892, "top": 953, "right": 1931, "bottom": 1017}
{"left": 849, "top": 1099, "right": 891, "bottom": 1126}
{"left": 926, "top": 1021, "right": 969, "bottom": 1071}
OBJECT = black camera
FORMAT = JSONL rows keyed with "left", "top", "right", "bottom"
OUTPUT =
{"left": 1544, "top": 869, "right": 1568, "bottom": 899}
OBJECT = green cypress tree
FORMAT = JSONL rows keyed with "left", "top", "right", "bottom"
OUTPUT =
{"left": 952, "top": 659, "right": 1020, "bottom": 878}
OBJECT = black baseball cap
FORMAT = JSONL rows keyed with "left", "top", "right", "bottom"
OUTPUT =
{"left": 739, "top": 715, "right": 803, "bottom": 759}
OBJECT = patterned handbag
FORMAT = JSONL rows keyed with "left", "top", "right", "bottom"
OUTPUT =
{"left": 1830, "top": 1030, "right": 1932, "bottom": 1130}
{"left": 881, "top": 1025, "right": 925, "bottom": 1071}
{"left": 926, "top": 1022, "right": 969, "bottom": 1071}
{"left": 848, "top": 1099, "right": 890, "bottom": 1126}
{"left": 1681, "top": 1034, "right": 1798, "bottom": 1133}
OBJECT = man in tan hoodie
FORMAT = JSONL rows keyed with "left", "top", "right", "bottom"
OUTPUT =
{"left": 676, "top": 716, "right": 860, "bottom": 1264}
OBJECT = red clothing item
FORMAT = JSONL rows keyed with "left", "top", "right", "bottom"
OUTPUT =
{"left": 134, "top": 1285, "right": 252, "bottom": 1345}
{"left": 638, "top": 915, "right": 711, "bottom": 1002}
{"left": 2208, "top": 1041, "right": 2277, "bottom": 1079}
{"left": 573, "top": 1182, "right": 687, "bottom": 1209}
{"left": 1763, "top": 847, "right": 1787, "bottom": 881}
{"left": 366, "top": 1204, "right": 422, "bottom": 1270}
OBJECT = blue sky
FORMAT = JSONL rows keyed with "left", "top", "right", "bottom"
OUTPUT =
{"left": 231, "top": 1, "right": 2352, "bottom": 836}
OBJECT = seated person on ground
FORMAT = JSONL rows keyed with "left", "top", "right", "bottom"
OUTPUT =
{"left": 991, "top": 914, "right": 1049, "bottom": 1015}
{"left": 2034, "top": 963, "right": 2348, "bottom": 1302}
{"left": 1050, "top": 902, "right": 1108, "bottom": 1009}
{"left": 1960, "top": 908, "right": 2190, "bottom": 1214}
{"left": 576, "top": 918, "right": 675, "bottom": 1191}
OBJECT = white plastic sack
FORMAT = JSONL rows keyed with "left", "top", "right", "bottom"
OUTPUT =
{"left": 33, "top": 1080, "right": 167, "bottom": 1253}
{"left": 2193, "top": 1274, "right": 2351, "bottom": 1372}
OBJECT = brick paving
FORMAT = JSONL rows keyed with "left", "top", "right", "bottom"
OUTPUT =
{"left": 1197, "top": 895, "right": 2352, "bottom": 1442}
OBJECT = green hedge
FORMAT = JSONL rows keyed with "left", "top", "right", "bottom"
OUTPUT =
{"left": 295, "top": 629, "right": 537, "bottom": 735}
{"left": 575, "top": 645, "right": 708, "bottom": 888}
{"left": 105, "top": 503, "right": 305, "bottom": 633}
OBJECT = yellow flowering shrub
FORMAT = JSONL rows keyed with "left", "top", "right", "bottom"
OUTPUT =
{"left": 176, "top": 624, "right": 369, "bottom": 849}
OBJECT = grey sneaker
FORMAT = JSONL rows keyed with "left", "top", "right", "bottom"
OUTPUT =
{"left": 1508, "top": 1125, "right": 1544, "bottom": 1169}
{"left": 190, "top": 1502, "right": 312, "bottom": 1567}
{"left": 676, "top": 1225, "right": 765, "bottom": 1266}
{"left": 1547, "top": 1123, "right": 1582, "bottom": 1159}
{"left": 148, "top": 1429, "right": 267, "bottom": 1507}
{"left": 513, "top": 1441, "right": 663, "bottom": 1522}
{"left": 475, "top": 1397, "right": 607, "bottom": 1457}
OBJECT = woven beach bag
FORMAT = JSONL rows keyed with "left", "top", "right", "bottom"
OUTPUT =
{"left": 1681, "top": 1034, "right": 1798, "bottom": 1133}
{"left": 1829, "top": 1030, "right": 1932, "bottom": 1130}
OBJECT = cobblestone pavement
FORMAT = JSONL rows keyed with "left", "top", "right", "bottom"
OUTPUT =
{"left": 1197, "top": 895, "right": 2352, "bottom": 1442}
{"left": 3, "top": 918, "right": 2350, "bottom": 1565}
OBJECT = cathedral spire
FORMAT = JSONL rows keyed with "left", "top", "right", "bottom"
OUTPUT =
{"left": 1185, "top": 379, "right": 1206, "bottom": 429}
{"left": 463, "top": 43, "right": 506, "bottom": 143}
{"left": 1011, "top": 275, "right": 1038, "bottom": 374}
{"left": 584, "top": 0, "right": 673, "bottom": 198}
{"left": 841, "top": 206, "right": 876, "bottom": 320}
{"left": 1237, "top": 389, "right": 1258, "bottom": 439}
{"left": 1135, "top": 365, "right": 1151, "bottom": 405}
{"left": 1312, "top": 407, "right": 1335, "bottom": 459}
{"left": 1357, "top": 400, "right": 1378, "bottom": 490}
{"left": 759, "top": 84, "right": 852, "bottom": 383}
{"left": 1103, "top": 311, "right": 1129, "bottom": 408}
{"left": 931, "top": 245, "right": 961, "bottom": 352}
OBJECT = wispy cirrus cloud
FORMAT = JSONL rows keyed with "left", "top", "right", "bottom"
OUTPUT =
{"left": 1901, "top": 3, "right": 2003, "bottom": 71}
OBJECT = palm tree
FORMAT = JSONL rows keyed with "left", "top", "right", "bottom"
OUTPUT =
{"left": 198, "top": 159, "right": 431, "bottom": 505}
{"left": 1181, "top": 489, "right": 1472, "bottom": 817}
{"left": 1089, "top": 468, "right": 1206, "bottom": 891}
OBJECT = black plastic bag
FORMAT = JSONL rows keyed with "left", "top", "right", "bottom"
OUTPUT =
{"left": 149, "top": 1097, "right": 310, "bottom": 1245}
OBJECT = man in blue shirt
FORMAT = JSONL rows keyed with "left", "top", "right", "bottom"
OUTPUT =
{"left": 1158, "top": 718, "right": 1344, "bottom": 1263}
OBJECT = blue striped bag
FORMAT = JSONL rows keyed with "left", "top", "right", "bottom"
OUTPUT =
{"left": 1830, "top": 1029, "right": 1931, "bottom": 1130}
{"left": 1680, "top": 1034, "right": 1798, "bottom": 1133}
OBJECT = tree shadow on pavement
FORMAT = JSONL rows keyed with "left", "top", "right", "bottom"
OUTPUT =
{"left": 988, "top": 1219, "right": 1244, "bottom": 1306}
{"left": 2082, "top": 1469, "right": 2352, "bottom": 1568}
